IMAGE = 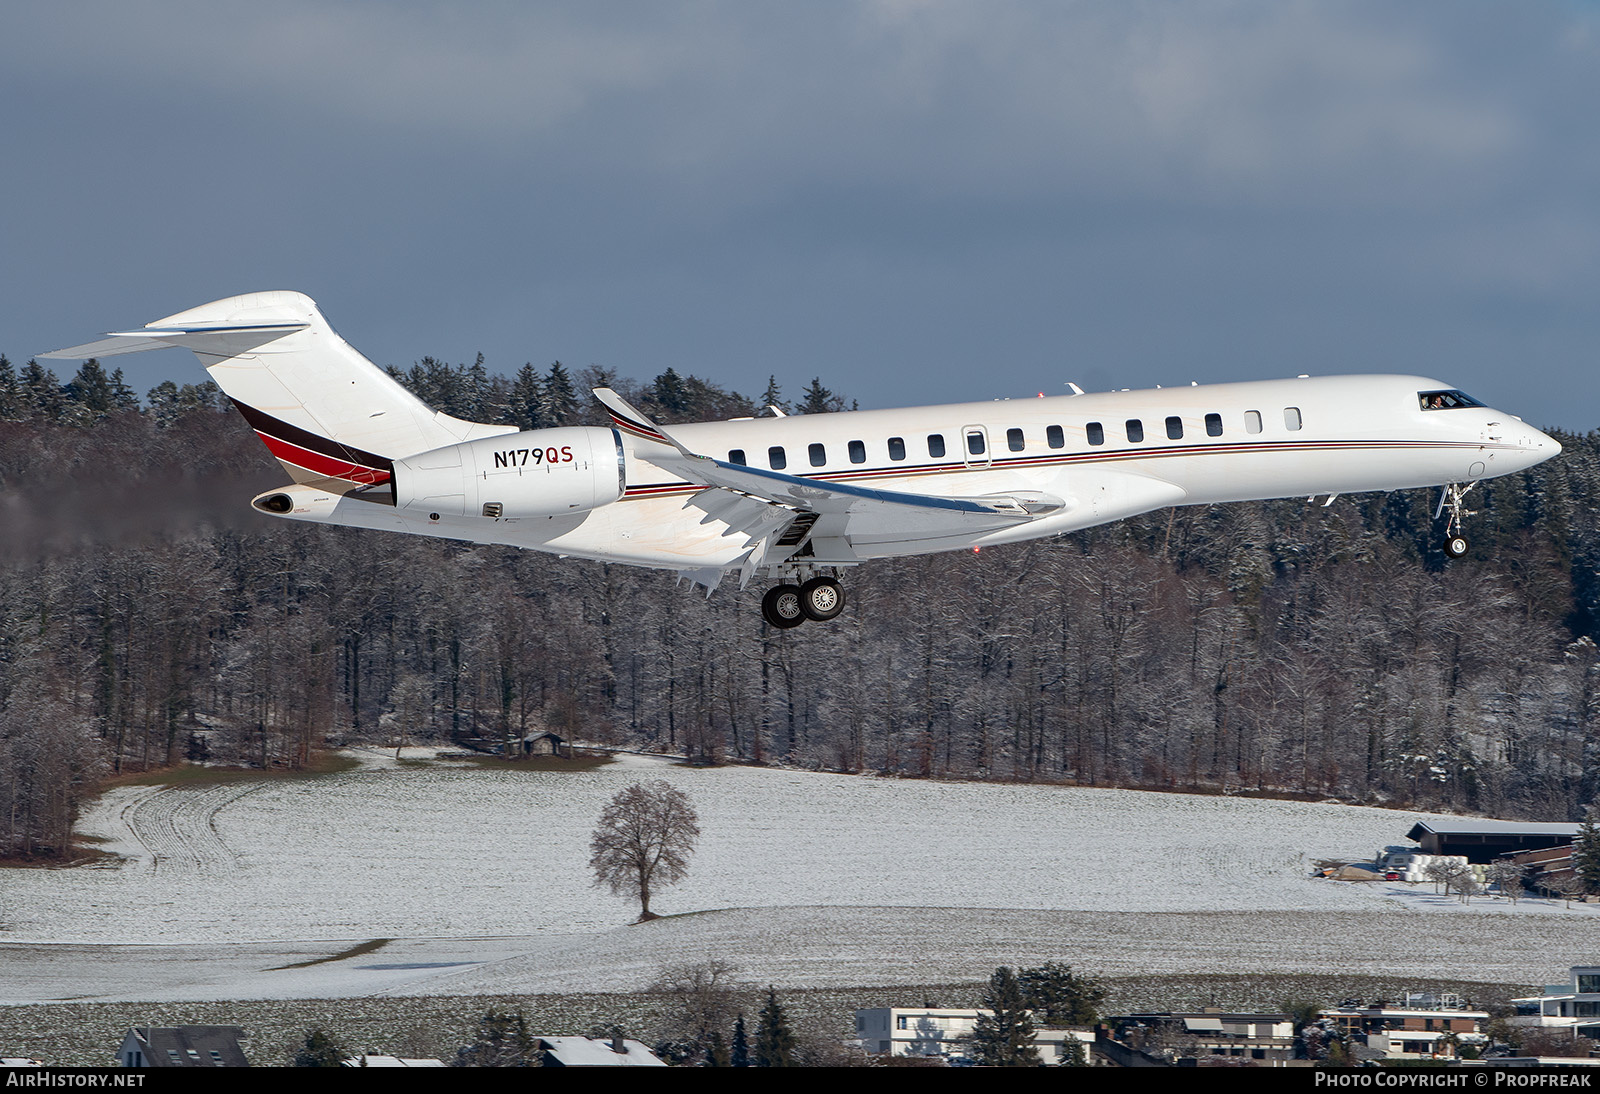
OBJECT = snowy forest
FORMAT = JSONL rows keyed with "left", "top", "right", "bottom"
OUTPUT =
{"left": 2, "top": 351, "right": 1599, "bottom": 859}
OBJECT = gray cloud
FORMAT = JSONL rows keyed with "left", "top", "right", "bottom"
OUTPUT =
{"left": 3, "top": 1, "right": 1597, "bottom": 429}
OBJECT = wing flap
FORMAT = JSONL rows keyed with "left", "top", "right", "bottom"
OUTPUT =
{"left": 658, "top": 452, "right": 1046, "bottom": 537}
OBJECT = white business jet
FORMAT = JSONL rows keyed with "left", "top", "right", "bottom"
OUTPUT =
{"left": 45, "top": 291, "right": 1560, "bottom": 629}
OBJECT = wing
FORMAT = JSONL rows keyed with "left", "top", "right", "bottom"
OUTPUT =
{"left": 593, "top": 388, "right": 1065, "bottom": 552}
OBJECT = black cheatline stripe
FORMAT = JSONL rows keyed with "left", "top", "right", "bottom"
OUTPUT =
{"left": 606, "top": 410, "right": 669, "bottom": 443}
{"left": 230, "top": 399, "right": 395, "bottom": 477}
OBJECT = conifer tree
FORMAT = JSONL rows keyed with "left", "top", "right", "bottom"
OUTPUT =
{"left": 509, "top": 363, "right": 545, "bottom": 430}
{"left": 970, "top": 966, "right": 1040, "bottom": 1066}
{"left": 64, "top": 358, "right": 116, "bottom": 418}
{"left": 20, "top": 359, "right": 62, "bottom": 421}
{"left": 458, "top": 352, "right": 501, "bottom": 422}
{"left": 290, "top": 1027, "right": 347, "bottom": 1067}
{"left": 731, "top": 1014, "right": 749, "bottom": 1067}
{"left": 799, "top": 377, "right": 838, "bottom": 415}
{"left": 107, "top": 368, "right": 138, "bottom": 410}
{"left": 651, "top": 367, "right": 689, "bottom": 419}
{"left": 760, "top": 375, "right": 784, "bottom": 413}
{"left": 754, "top": 988, "right": 795, "bottom": 1067}
{"left": 704, "top": 1027, "right": 730, "bottom": 1067}
{"left": 0, "top": 354, "right": 20, "bottom": 421}
{"left": 543, "top": 361, "right": 578, "bottom": 425}
{"left": 1017, "top": 961, "right": 1107, "bottom": 1026}
{"left": 1572, "top": 808, "right": 1600, "bottom": 893}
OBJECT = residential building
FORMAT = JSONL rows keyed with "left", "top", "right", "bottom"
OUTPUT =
{"left": 1322, "top": 993, "right": 1488, "bottom": 1059}
{"left": 117, "top": 1027, "right": 250, "bottom": 1068}
{"left": 854, "top": 1008, "right": 1095, "bottom": 1064}
{"left": 1513, "top": 966, "right": 1600, "bottom": 1039}
{"left": 856, "top": 1008, "right": 982, "bottom": 1058}
{"left": 1113, "top": 1011, "right": 1295, "bottom": 1062}
{"left": 535, "top": 1036, "right": 666, "bottom": 1067}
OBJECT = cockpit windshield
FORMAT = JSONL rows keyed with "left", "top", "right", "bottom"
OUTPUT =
{"left": 1418, "top": 389, "right": 1485, "bottom": 411}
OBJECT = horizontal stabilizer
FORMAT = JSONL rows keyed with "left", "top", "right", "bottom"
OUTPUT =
{"left": 42, "top": 323, "right": 308, "bottom": 361}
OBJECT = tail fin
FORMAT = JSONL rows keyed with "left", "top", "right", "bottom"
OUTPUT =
{"left": 44, "top": 291, "right": 514, "bottom": 489}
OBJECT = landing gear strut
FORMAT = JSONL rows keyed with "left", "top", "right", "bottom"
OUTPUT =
{"left": 760, "top": 574, "right": 847, "bottom": 628}
{"left": 1435, "top": 482, "right": 1478, "bottom": 559}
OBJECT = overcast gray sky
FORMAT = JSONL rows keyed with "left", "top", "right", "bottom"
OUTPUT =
{"left": 3, "top": 1, "right": 1596, "bottom": 429}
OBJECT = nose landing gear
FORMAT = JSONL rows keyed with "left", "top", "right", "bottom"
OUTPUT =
{"left": 760, "top": 573, "right": 846, "bottom": 628}
{"left": 1436, "top": 482, "right": 1478, "bottom": 559}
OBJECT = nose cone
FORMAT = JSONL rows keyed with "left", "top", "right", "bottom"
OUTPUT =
{"left": 1509, "top": 423, "right": 1562, "bottom": 473}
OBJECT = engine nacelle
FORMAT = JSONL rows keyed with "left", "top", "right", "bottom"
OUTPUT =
{"left": 393, "top": 427, "right": 625, "bottom": 518}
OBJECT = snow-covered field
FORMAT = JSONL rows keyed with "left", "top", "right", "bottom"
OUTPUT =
{"left": 3, "top": 750, "right": 1596, "bottom": 1002}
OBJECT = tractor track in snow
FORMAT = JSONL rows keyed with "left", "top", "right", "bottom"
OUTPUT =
{"left": 116, "top": 782, "right": 263, "bottom": 873}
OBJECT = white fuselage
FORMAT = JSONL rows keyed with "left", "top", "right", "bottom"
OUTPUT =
{"left": 283, "top": 373, "right": 1559, "bottom": 573}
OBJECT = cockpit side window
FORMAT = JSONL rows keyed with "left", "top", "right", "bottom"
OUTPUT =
{"left": 1419, "top": 389, "right": 1485, "bottom": 411}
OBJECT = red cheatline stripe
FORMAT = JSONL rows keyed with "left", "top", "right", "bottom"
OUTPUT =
{"left": 607, "top": 413, "right": 670, "bottom": 444}
{"left": 257, "top": 432, "right": 392, "bottom": 485}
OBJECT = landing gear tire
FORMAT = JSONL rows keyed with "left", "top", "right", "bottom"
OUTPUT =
{"left": 762, "top": 584, "right": 806, "bottom": 629}
{"left": 1444, "top": 535, "right": 1469, "bottom": 559}
{"left": 799, "top": 577, "right": 845, "bottom": 622}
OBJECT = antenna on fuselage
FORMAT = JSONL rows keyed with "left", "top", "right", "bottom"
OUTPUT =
{"left": 1065, "top": 382, "right": 1085, "bottom": 396}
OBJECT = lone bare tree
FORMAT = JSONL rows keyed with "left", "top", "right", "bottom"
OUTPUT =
{"left": 590, "top": 780, "right": 700, "bottom": 921}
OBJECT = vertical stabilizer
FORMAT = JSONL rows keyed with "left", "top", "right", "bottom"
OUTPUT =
{"left": 43, "top": 291, "right": 515, "bottom": 488}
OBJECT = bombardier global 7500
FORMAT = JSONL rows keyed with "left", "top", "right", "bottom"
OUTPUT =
{"left": 45, "top": 291, "right": 1561, "bottom": 629}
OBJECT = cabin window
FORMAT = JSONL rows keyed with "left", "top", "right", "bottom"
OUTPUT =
{"left": 1284, "top": 407, "right": 1302, "bottom": 431}
{"left": 1126, "top": 419, "right": 1144, "bottom": 443}
{"left": 1047, "top": 425, "right": 1064, "bottom": 449}
{"left": 1086, "top": 422, "right": 1104, "bottom": 446}
{"left": 1166, "top": 416, "right": 1183, "bottom": 440}
{"left": 967, "top": 430, "right": 986, "bottom": 456}
{"left": 729, "top": 449, "right": 747, "bottom": 465}
{"left": 1007, "top": 428, "right": 1025, "bottom": 452}
{"left": 888, "top": 436, "right": 906, "bottom": 461}
{"left": 809, "top": 442, "right": 827, "bottom": 466}
{"left": 848, "top": 439, "right": 866, "bottom": 464}
{"left": 928, "top": 434, "right": 946, "bottom": 458}
{"left": 1205, "top": 413, "right": 1222, "bottom": 437}
{"left": 1244, "top": 410, "right": 1262, "bottom": 434}
{"left": 769, "top": 446, "right": 787, "bottom": 470}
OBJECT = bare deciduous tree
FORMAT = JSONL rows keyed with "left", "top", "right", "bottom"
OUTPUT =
{"left": 1487, "top": 861, "right": 1525, "bottom": 904}
{"left": 589, "top": 780, "right": 699, "bottom": 921}
{"left": 649, "top": 959, "right": 742, "bottom": 1065}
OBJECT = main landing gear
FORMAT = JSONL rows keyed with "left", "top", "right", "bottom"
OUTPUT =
{"left": 760, "top": 575, "right": 846, "bottom": 629}
{"left": 1436, "top": 482, "right": 1478, "bottom": 559}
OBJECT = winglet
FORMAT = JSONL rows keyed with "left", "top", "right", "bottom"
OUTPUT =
{"left": 592, "top": 387, "right": 702, "bottom": 459}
